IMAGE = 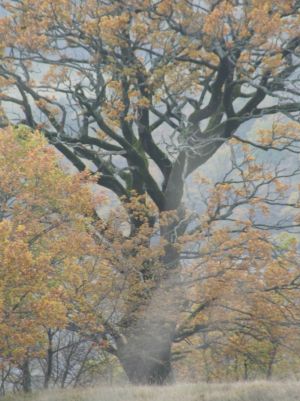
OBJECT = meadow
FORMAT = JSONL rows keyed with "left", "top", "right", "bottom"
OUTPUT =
{"left": 3, "top": 381, "right": 300, "bottom": 401}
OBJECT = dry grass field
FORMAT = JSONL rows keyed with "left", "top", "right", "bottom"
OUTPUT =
{"left": 3, "top": 381, "right": 300, "bottom": 401}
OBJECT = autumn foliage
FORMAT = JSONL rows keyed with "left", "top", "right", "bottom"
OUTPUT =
{"left": 1, "top": 0, "right": 300, "bottom": 390}
{"left": 0, "top": 127, "right": 99, "bottom": 371}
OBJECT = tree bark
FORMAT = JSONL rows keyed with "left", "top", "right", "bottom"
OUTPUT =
{"left": 116, "top": 249, "right": 181, "bottom": 384}
{"left": 243, "top": 358, "right": 249, "bottom": 380}
{"left": 44, "top": 329, "right": 54, "bottom": 389}
{"left": 266, "top": 344, "right": 278, "bottom": 379}
{"left": 21, "top": 359, "right": 31, "bottom": 393}
{"left": 117, "top": 322, "right": 174, "bottom": 384}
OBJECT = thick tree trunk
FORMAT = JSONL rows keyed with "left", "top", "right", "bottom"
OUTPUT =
{"left": 116, "top": 207, "right": 184, "bottom": 384}
{"left": 117, "top": 265, "right": 180, "bottom": 384}
{"left": 118, "top": 343, "right": 172, "bottom": 384}
{"left": 116, "top": 267, "right": 180, "bottom": 384}
{"left": 117, "top": 323, "right": 174, "bottom": 384}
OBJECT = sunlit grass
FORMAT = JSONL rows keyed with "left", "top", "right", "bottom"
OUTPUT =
{"left": 3, "top": 381, "right": 300, "bottom": 401}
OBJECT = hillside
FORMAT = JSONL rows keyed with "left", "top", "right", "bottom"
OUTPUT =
{"left": 3, "top": 381, "right": 300, "bottom": 401}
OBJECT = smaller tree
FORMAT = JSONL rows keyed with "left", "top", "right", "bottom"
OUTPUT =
{"left": 0, "top": 126, "right": 106, "bottom": 392}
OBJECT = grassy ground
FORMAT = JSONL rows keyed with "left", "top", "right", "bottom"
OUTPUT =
{"left": 3, "top": 381, "right": 300, "bottom": 401}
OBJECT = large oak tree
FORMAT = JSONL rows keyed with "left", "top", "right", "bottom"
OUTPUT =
{"left": 1, "top": 0, "right": 300, "bottom": 384}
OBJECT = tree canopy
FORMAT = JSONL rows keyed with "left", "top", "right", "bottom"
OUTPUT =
{"left": 1, "top": 0, "right": 300, "bottom": 386}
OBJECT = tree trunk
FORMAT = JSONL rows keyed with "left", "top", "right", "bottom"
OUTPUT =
{"left": 21, "top": 359, "right": 31, "bottom": 393}
{"left": 44, "top": 329, "right": 54, "bottom": 389}
{"left": 117, "top": 325, "right": 174, "bottom": 384}
{"left": 243, "top": 358, "right": 249, "bottom": 380}
{"left": 116, "top": 265, "right": 180, "bottom": 384}
{"left": 266, "top": 344, "right": 277, "bottom": 379}
{"left": 116, "top": 207, "right": 184, "bottom": 384}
